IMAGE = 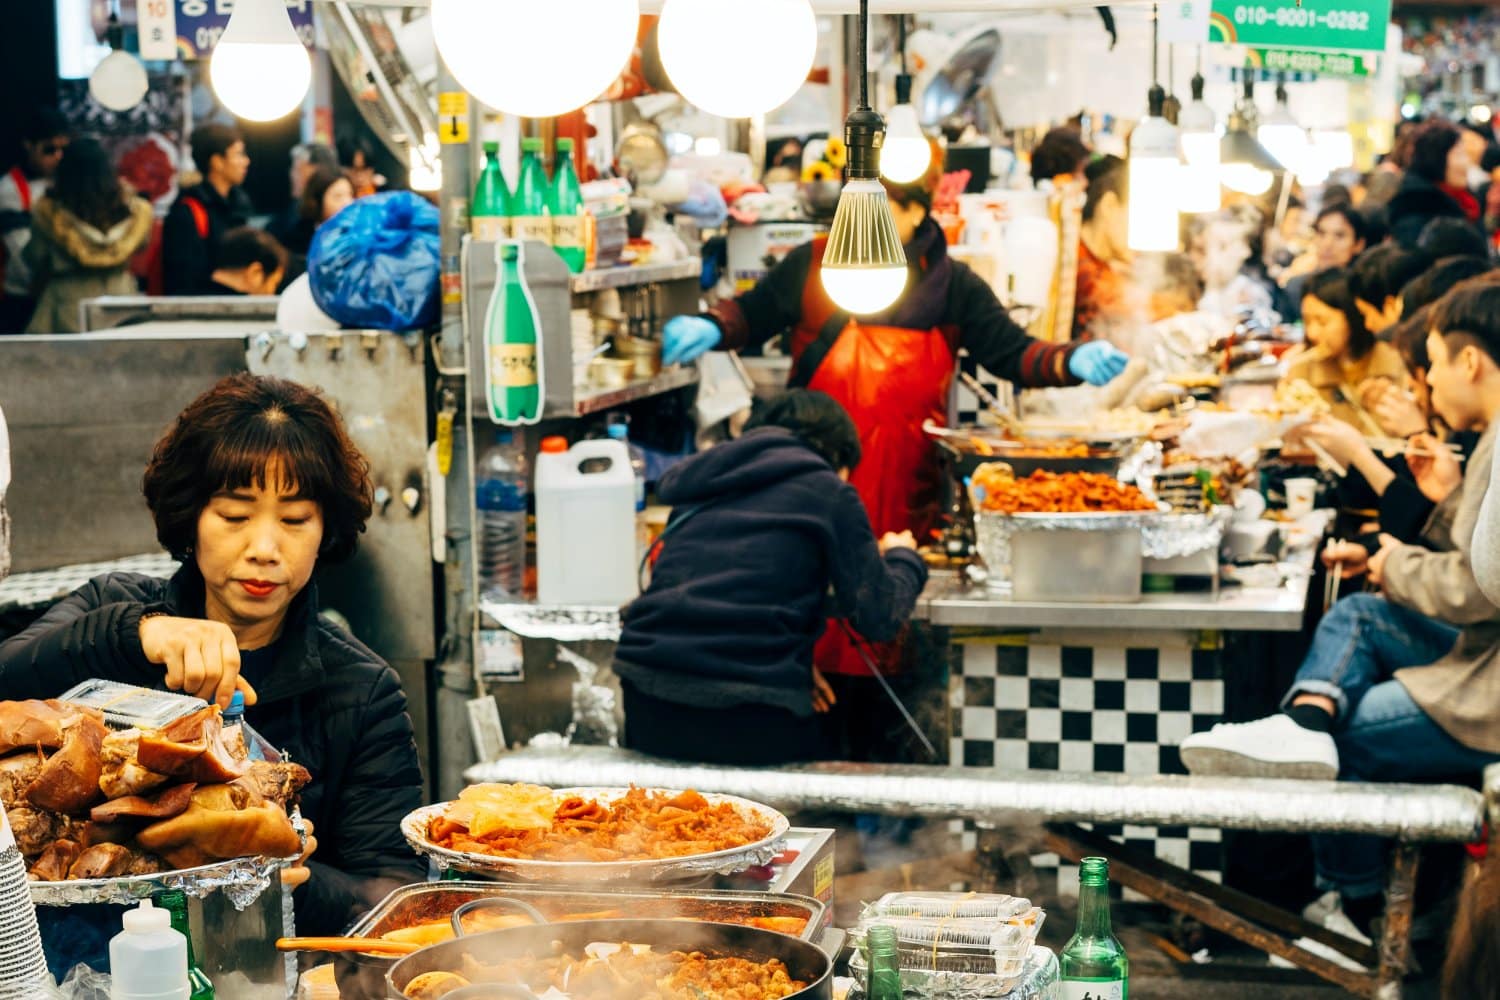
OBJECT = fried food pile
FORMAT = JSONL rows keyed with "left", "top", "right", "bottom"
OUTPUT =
{"left": 405, "top": 945, "right": 808, "bottom": 1000}
{"left": 0, "top": 699, "right": 310, "bottom": 880}
{"left": 427, "top": 785, "right": 772, "bottom": 863}
{"left": 971, "top": 468, "right": 1159, "bottom": 515}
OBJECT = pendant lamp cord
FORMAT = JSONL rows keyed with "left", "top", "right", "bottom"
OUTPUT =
{"left": 859, "top": 0, "right": 870, "bottom": 110}
{"left": 898, "top": 14, "right": 908, "bottom": 77}
{"left": 1151, "top": 3, "right": 1160, "bottom": 85}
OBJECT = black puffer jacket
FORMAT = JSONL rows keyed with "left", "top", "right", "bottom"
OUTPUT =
{"left": 1387, "top": 171, "right": 1481, "bottom": 250}
{"left": 0, "top": 564, "right": 426, "bottom": 935}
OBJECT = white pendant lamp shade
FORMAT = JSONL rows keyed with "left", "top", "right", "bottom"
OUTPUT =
{"left": 90, "top": 49, "right": 148, "bottom": 112}
{"left": 881, "top": 102, "right": 931, "bottom": 183}
{"left": 1128, "top": 114, "right": 1181, "bottom": 252}
{"left": 659, "top": 0, "right": 814, "bottom": 119}
{"left": 1177, "top": 94, "right": 1219, "bottom": 214}
{"left": 434, "top": 0, "right": 639, "bottom": 118}
{"left": 1221, "top": 162, "right": 1274, "bottom": 196}
{"left": 210, "top": 0, "right": 311, "bottom": 121}
{"left": 822, "top": 178, "right": 908, "bottom": 314}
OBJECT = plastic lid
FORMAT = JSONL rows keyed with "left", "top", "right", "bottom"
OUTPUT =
{"left": 482, "top": 140, "right": 499, "bottom": 154}
{"left": 122, "top": 899, "right": 171, "bottom": 934}
{"left": 521, "top": 137, "right": 544, "bottom": 152}
{"left": 226, "top": 691, "right": 245, "bottom": 714}
{"left": 557, "top": 137, "right": 575, "bottom": 152}
{"left": 540, "top": 436, "right": 569, "bottom": 454}
{"left": 605, "top": 424, "right": 627, "bottom": 440}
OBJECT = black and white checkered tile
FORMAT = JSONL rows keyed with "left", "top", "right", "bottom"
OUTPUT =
{"left": 949, "top": 639, "right": 1226, "bottom": 898}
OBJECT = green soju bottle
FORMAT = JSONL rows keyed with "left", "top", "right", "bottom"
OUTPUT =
{"left": 485, "top": 241, "right": 543, "bottom": 425}
{"left": 1059, "top": 857, "right": 1129, "bottom": 1000}
{"left": 472, "top": 141, "right": 511, "bottom": 241}
{"left": 865, "top": 924, "right": 903, "bottom": 1000}
{"left": 157, "top": 889, "right": 215, "bottom": 999}
{"left": 549, "top": 137, "right": 587, "bottom": 273}
{"left": 512, "top": 137, "right": 553, "bottom": 246}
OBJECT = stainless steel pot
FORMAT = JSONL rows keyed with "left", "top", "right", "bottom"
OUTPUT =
{"left": 386, "top": 917, "right": 833, "bottom": 1000}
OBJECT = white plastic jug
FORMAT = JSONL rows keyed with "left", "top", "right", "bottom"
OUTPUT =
{"left": 109, "top": 900, "right": 189, "bottom": 1000}
{"left": 535, "top": 437, "right": 639, "bottom": 606}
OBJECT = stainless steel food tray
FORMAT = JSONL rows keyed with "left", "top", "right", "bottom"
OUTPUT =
{"left": 401, "top": 786, "right": 790, "bottom": 884}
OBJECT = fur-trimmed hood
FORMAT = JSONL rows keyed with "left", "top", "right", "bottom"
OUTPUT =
{"left": 31, "top": 193, "right": 153, "bottom": 269}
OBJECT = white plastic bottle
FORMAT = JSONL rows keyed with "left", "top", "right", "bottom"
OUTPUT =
{"left": 109, "top": 900, "right": 189, "bottom": 1000}
{"left": 475, "top": 431, "right": 531, "bottom": 601}
{"left": 534, "top": 436, "right": 638, "bottom": 606}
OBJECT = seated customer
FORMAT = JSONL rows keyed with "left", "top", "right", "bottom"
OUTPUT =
{"left": 1180, "top": 283, "right": 1500, "bottom": 936}
{"left": 207, "top": 226, "right": 287, "bottom": 296}
{"left": 0, "top": 374, "right": 425, "bottom": 935}
{"left": 1349, "top": 245, "right": 1430, "bottom": 336}
{"left": 614, "top": 390, "right": 928, "bottom": 765}
{"left": 1282, "top": 267, "right": 1407, "bottom": 429}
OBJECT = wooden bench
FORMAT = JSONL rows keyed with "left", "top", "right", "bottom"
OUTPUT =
{"left": 468, "top": 746, "right": 1491, "bottom": 1000}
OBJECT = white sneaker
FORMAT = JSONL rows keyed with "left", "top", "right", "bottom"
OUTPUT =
{"left": 1269, "top": 899, "right": 1373, "bottom": 972}
{"left": 1178, "top": 714, "right": 1339, "bottom": 780}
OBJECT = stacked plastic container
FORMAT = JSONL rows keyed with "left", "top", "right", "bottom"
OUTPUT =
{"left": 0, "top": 811, "right": 52, "bottom": 996}
{"left": 849, "top": 892, "right": 1056, "bottom": 999}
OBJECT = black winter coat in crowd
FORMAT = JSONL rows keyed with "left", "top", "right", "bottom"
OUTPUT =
{"left": 0, "top": 564, "right": 426, "bottom": 936}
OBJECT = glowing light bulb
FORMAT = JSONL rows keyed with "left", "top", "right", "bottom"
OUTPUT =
{"left": 89, "top": 49, "right": 148, "bottom": 112}
{"left": 1177, "top": 98, "right": 1219, "bottom": 214}
{"left": 210, "top": 0, "right": 311, "bottom": 122}
{"left": 881, "top": 103, "right": 932, "bottom": 184}
{"left": 433, "top": 0, "right": 639, "bottom": 117}
{"left": 1221, "top": 163, "right": 1274, "bottom": 195}
{"left": 821, "top": 179, "right": 908, "bottom": 315}
{"left": 659, "top": 0, "right": 815, "bottom": 119}
{"left": 1128, "top": 115, "right": 1181, "bottom": 252}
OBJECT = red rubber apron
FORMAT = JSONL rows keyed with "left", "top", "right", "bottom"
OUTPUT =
{"left": 807, "top": 319, "right": 954, "bottom": 676}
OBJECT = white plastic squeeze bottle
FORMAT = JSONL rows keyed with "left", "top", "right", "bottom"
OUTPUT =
{"left": 109, "top": 899, "right": 189, "bottom": 1000}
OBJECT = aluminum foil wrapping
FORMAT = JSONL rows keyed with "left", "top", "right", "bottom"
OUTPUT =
{"left": 466, "top": 746, "right": 1486, "bottom": 842}
{"left": 975, "top": 513, "right": 1159, "bottom": 593}
{"left": 28, "top": 854, "right": 288, "bottom": 910}
{"left": 849, "top": 944, "right": 1059, "bottom": 1000}
{"left": 482, "top": 601, "right": 622, "bottom": 642}
{"left": 399, "top": 790, "right": 790, "bottom": 885}
{"left": 557, "top": 647, "right": 619, "bottom": 747}
{"left": 1141, "top": 507, "right": 1233, "bottom": 560}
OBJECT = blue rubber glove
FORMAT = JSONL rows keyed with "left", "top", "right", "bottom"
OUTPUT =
{"left": 662, "top": 315, "right": 723, "bottom": 366}
{"left": 1068, "top": 340, "right": 1130, "bottom": 386}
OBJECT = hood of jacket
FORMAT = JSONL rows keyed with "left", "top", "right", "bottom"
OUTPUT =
{"left": 33, "top": 194, "right": 153, "bottom": 269}
{"left": 1389, "top": 171, "right": 1466, "bottom": 219}
{"left": 656, "top": 427, "right": 836, "bottom": 507}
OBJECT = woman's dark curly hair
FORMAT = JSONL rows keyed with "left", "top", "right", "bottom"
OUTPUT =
{"left": 1407, "top": 119, "right": 1462, "bottom": 184}
{"left": 143, "top": 374, "right": 373, "bottom": 563}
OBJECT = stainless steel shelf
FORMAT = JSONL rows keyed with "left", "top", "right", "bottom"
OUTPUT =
{"left": 569, "top": 366, "right": 699, "bottom": 416}
{"left": 569, "top": 258, "right": 700, "bottom": 294}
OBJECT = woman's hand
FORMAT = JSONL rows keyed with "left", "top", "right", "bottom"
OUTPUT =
{"left": 1367, "top": 534, "right": 1401, "bottom": 589}
{"left": 282, "top": 819, "right": 316, "bottom": 889}
{"left": 1368, "top": 384, "right": 1427, "bottom": 438}
{"left": 811, "top": 669, "right": 836, "bottom": 715}
{"left": 1287, "top": 417, "right": 1369, "bottom": 466}
{"left": 1406, "top": 434, "right": 1463, "bottom": 504}
{"left": 1321, "top": 540, "right": 1370, "bottom": 580}
{"left": 879, "top": 531, "right": 917, "bottom": 555}
{"left": 138, "top": 616, "right": 257, "bottom": 709}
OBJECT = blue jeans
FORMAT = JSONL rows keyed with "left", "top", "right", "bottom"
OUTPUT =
{"left": 1285, "top": 593, "right": 1500, "bottom": 898}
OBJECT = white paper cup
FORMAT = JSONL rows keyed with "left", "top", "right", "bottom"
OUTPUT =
{"left": 1285, "top": 477, "right": 1318, "bottom": 518}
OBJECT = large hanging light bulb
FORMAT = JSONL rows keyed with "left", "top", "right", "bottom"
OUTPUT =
{"left": 1127, "top": 7, "right": 1181, "bottom": 253}
{"left": 659, "top": 0, "right": 814, "bottom": 119}
{"left": 210, "top": 0, "right": 311, "bottom": 122}
{"left": 434, "top": 0, "right": 639, "bottom": 118}
{"left": 1178, "top": 59, "right": 1220, "bottom": 214}
{"left": 822, "top": 0, "right": 907, "bottom": 315}
{"left": 1221, "top": 74, "right": 1282, "bottom": 196}
{"left": 881, "top": 17, "right": 933, "bottom": 184}
{"left": 1257, "top": 75, "right": 1309, "bottom": 182}
{"left": 89, "top": 4, "right": 148, "bottom": 113}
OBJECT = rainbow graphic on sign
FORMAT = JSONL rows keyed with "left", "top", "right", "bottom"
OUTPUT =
{"left": 1209, "top": 9, "right": 1238, "bottom": 42}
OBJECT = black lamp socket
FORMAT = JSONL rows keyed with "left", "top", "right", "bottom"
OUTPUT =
{"left": 844, "top": 106, "right": 887, "bottom": 181}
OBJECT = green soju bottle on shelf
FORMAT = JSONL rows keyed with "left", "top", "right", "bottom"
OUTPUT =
{"left": 511, "top": 137, "right": 553, "bottom": 246}
{"left": 484, "top": 241, "right": 543, "bottom": 425}
{"left": 549, "top": 137, "right": 586, "bottom": 273}
{"left": 157, "top": 889, "right": 215, "bottom": 999}
{"left": 1059, "top": 856, "right": 1129, "bottom": 1000}
{"left": 472, "top": 141, "right": 511, "bottom": 241}
{"left": 865, "top": 924, "right": 904, "bottom": 1000}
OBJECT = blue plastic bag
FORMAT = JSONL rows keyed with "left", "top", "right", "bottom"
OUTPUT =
{"left": 308, "top": 190, "right": 441, "bottom": 330}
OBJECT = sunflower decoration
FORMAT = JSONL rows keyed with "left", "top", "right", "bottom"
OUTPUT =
{"left": 800, "top": 137, "right": 848, "bottom": 183}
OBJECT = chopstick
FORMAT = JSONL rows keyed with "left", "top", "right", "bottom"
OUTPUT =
{"left": 958, "top": 371, "right": 1024, "bottom": 434}
{"left": 1305, "top": 438, "right": 1347, "bottom": 478}
{"left": 276, "top": 937, "right": 421, "bottom": 955}
{"left": 1365, "top": 436, "right": 1464, "bottom": 457}
{"left": 1323, "top": 538, "right": 1342, "bottom": 613}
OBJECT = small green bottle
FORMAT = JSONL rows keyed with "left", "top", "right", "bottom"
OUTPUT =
{"left": 512, "top": 137, "right": 553, "bottom": 246}
{"left": 485, "top": 241, "right": 544, "bottom": 425}
{"left": 157, "top": 889, "right": 215, "bottom": 999}
{"left": 549, "top": 137, "right": 587, "bottom": 273}
{"left": 865, "top": 924, "right": 903, "bottom": 1000}
{"left": 472, "top": 141, "right": 511, "bottom": 242}
{"left": 1059, "top": 857, "right": 1129, "bottom": 1000}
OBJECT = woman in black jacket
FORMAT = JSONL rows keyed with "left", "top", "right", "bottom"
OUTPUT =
{"left": 1388, "top": 119, "right": 1483, "bottom": 250}
{"left": 0, "top": 374, "right": 425, "bottom": 936}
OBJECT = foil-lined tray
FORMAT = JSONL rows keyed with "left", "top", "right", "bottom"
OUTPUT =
{"left": 401, "top": 787, "right": 789, "bottom": 884}
{"left": 1142, "top": 507, "right": 1233, "bottom": 560}
{"left": 850, "top": 943, "right": 1059, "bottom": 999}
{"left": 29, "top": 853, "right": 291, "bottom": 910}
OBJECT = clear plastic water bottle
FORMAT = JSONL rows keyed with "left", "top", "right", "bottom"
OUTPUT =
{"left": 476, "top": 432, "right": 530, "bottom": 601}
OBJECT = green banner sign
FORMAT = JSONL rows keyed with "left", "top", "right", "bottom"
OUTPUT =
{"left": 1209, "top": 0, "right": 1390, "bottom": 53}
{"left": 1246, "top": 46, "right": 1376, "bottom": 77}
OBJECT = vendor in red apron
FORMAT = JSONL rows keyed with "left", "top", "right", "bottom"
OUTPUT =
{"left": 662, "top": 174, "right": 1130, "bottom": 760}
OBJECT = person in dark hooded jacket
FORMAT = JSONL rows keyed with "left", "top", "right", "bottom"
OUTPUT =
{"left": 1388, "top": 120, "right": 1485, "bottom": 250}
{"left": 614, "top": 390, "right": 928, "bottom": 765}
